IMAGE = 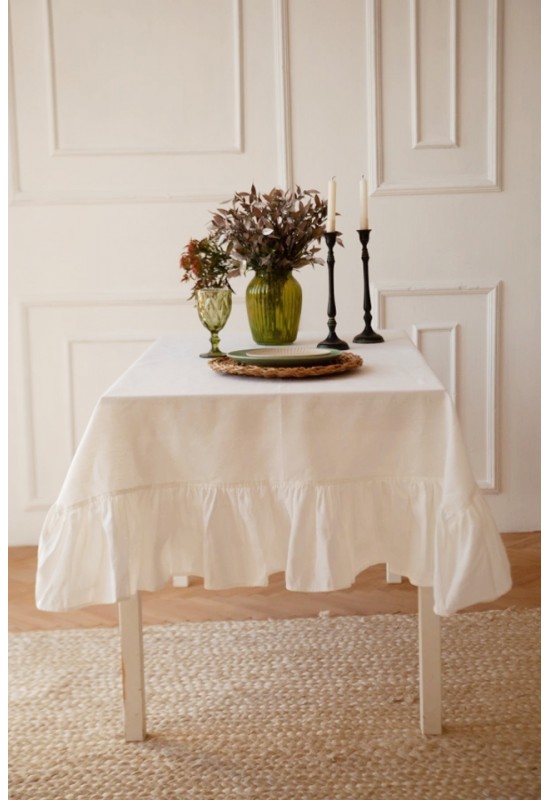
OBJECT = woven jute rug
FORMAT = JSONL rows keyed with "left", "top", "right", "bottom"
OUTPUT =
{"left": 9, "top": 609, "right": 540, "bottom": 799}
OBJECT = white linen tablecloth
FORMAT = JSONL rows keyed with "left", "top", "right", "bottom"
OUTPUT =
{"left": 35, "top": 331, "right": 511, "bottom": 616}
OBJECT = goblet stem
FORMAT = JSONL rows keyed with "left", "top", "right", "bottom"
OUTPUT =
{"left": 201, "top": 330, "right": 224, "bottom": 359}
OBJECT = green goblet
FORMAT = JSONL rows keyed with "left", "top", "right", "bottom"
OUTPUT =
{"left": 196, "top": 287, "right": 232, "bottom": 358}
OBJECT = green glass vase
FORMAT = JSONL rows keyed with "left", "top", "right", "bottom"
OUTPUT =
{"left": 246, "top": 271, "right": 302, "bottom": 345}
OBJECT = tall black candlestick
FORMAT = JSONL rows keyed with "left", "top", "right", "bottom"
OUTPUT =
{"left": 317, "top": 231, "right": 349, "bottom": 351}
{"left": 353, "top": 229, "right": 384, "bottom": 344}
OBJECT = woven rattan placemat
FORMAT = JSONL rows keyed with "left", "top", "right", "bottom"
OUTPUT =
{"left": 209, "top": 351, "right": 363, "bottom": 379}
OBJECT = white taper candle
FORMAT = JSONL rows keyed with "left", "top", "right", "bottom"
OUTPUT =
{"left": 359, "top": 176, "right": 369, "bottom": 229}
{"left": 327, "top": 178, "right": 337, "bottom": 233}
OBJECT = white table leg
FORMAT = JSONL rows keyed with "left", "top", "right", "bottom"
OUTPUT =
{"left": 418, "top": 586, "right": 442, "bottom": 735}
{"left": 386, "top": 565, "right": 402, "bottom": 583}
{"left": 118, "top": 593, "right": 146, "bottom": 742}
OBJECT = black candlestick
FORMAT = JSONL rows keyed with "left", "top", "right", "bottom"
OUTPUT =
{"left": 353, "top": 229, "right": 384, "bottom": 344}
{"left": 317, "top": 231, "right": 349, "bottom": 351}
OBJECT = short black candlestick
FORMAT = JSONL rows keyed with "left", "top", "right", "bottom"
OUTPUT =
{"left": 353, "top": 229, "right": 384, "bottom": 344}
{"left": 317, "top": 231, "right": 349, "bottom": 351}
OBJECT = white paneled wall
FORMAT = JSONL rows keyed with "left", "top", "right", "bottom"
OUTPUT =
{"left": 377, "top": 283, "right": 500, "bottom": 491}
{"left": 367, "top": 0, "right": 502, "bottom": 194}
{"left": 9, "top": 0, "right": 293, "bottom": 202}
{"left": 8, "top": 0, "right": 540, "bottom": 543}
{"left": 20, "top": 296, "right": 192, "bottom": 508}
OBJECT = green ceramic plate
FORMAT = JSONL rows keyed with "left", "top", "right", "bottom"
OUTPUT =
{"left": 226, "top": 347, "right": 342, "bottom": 367}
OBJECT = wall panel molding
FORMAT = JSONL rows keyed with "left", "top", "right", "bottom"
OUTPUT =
{"left": 19, "top": 293, "right": 239, "bottom": 509}
{"left": 411, "top": 321, "right": 458, "bottom": 402}
{"left": 273, "top": 0, "right": 294, "bottom": 189}
{"left": 44, "top": 0, "right": 244, "bottom": 157}
{"left": 65, "top": 335, "right": 155, "bottom": 455}
{"left": 366, "top": 0, "right": 502, "bottom": 195}
{"left": 9, "top": 0, "right": 289, "bottom": 205}
{"left": 376, "top": 283, "right": 500, "bottom": 491}
{"left": 366, "top": 0, "right": 383, "bottom": 194}
{"left": 12, "top": 191, "right": 234, "bottom": 207}
{"left": 410, "top": 0, "right": 458, "bottom": 149}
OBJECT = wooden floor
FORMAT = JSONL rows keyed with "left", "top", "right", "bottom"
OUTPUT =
{"left": 8, "top": 532, "right": 540, "bottom": 633}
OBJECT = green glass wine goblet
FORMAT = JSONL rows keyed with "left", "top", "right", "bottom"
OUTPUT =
{"left": 196, "top": 287, "right": 232, "bottom": 358}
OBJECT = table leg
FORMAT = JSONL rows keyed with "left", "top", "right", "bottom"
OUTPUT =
{"left": 418, "top": 586, "right": 442, "bottom": 735}
{"left": 118, "top": 593, "right": 146, "bottom": 742}
{"left": 385, "top": 565, "right": 402, "bottom": 583}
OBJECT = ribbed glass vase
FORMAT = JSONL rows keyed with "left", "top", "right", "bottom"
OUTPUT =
{"left": 245, "top": 271, "right": 302, "bottom": 345}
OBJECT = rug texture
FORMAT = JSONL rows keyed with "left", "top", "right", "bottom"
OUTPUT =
{"left": 9, "top": 609, "right": 540, "bottom": 800}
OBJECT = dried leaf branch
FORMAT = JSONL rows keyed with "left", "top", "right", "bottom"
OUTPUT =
{"left": 209, "top": 185, "right": 342, "bottom": 275}
{"left": 179, "top": 237, "right": 240, "bottom": 301}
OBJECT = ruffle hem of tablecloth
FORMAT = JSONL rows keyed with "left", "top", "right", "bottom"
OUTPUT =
{"left": 35, "top": 478, "right": 512, "bottom": 617}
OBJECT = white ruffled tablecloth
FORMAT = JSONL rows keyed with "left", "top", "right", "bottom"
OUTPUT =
{"left": 36, "top": 330, "right": 511, "bottom": 616}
